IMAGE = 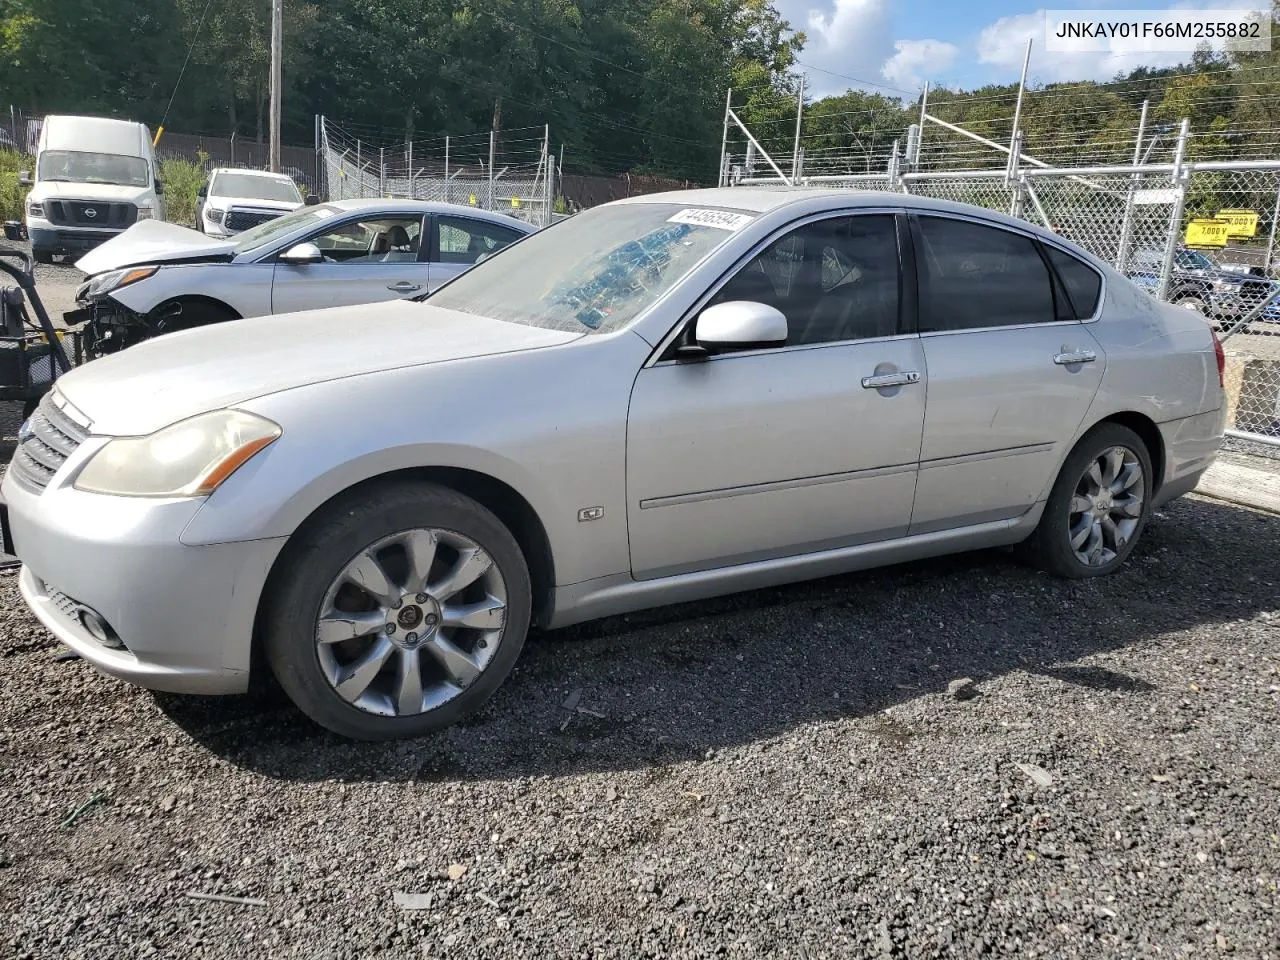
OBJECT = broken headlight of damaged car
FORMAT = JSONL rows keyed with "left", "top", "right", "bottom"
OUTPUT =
{"left": 74, "top": 409, "right": 282, "bottom": 498}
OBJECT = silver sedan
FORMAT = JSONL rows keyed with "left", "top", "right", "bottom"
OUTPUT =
{"left": 4, "top": 188, "right": 1227, "bottom": 740}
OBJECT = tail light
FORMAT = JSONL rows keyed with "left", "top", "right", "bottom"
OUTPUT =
{"left": 1210, "top": 328, "right": 1225, "bottom": 388}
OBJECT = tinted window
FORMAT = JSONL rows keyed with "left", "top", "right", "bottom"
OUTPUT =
{"left": 915, "top": 216, "right": 1056, "bottom": 332}
{"left": 1044, "top": 245, "right": 1102, "bottom": 319}
{"left": 711, "top": 215, "right": 900, "bottom": 346}
{"left": 436, "top": 217, "right": 525, "bottom": 265}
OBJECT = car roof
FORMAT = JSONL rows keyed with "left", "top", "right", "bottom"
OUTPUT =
{"left": 323, "top": 198, "right": 535, "bottom": 229}
{"left": 210, "top": 167, "right": 295, "bottom": 180}
{"left": 614, "top": 186, "right": 1108, "bottom": 268}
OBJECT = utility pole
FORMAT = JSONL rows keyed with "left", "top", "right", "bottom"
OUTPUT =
{"left": 269, "top": 0, "right": 283, "bottom": 172}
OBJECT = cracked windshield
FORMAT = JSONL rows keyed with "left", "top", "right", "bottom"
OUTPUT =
{"left": 425, "top": 203, "right": 755, "bottom": 334}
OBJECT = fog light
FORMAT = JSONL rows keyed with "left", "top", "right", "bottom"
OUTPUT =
{"left": 77, "top": 606, "right": 124, "bottom": 649}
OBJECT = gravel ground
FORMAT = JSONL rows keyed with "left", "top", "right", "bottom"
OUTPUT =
{"left": 1, "top": 493, "right": 1277, "bottom": 959}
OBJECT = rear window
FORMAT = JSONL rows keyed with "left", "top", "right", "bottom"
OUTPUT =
{"left": 1044, "top": 245, "right": 1102, "bottom": 319}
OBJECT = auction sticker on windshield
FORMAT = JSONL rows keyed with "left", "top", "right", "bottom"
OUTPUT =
{"left": 667, "top": 209, "right": 754, "bottom": 231}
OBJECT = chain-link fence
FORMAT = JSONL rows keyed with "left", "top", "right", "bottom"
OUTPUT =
{"left": 727, "top": 120, "right": 1280, "bottom": 447}
{"left": 318, "top": 118, "right": 555, "bottom": 229}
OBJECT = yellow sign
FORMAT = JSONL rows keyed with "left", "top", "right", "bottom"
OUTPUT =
{"left": 1184, "top": 218, "right": 1230, "bottom": 248}
{"left": 1215, "top": 208, "right": 1258, "bottom": 238}
{"left": 468, "top": 194, "right": 477, "bottom": 206}
{"left": 510, "top": 196, "right": 521, "bottom": 209}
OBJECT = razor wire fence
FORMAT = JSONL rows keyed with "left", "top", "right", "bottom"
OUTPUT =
{"left": 723, "top": 107, "right": 1280, "bottom": 448}
{"left": 318, "top": 118, "right": 555, "bottom": 229}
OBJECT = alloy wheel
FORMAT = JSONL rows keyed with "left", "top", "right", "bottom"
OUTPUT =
{"left": 1067, "top": 446, "right": 1145, "bottom": 568}
{"left": 314, "top": 528, "right": 508, "bottom": 717}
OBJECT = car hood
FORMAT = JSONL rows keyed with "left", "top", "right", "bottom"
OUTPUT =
{"left": 29, "top": 181, "right": 152, "bottom": 204}
{"left": 213, "top": 195, "right": 299, "bottom": 212}
{"left": 75, "top": 219, "right": 237, "bottom": 276}
{"left": 54, "top": 300, "right": 583, "bottom": 436}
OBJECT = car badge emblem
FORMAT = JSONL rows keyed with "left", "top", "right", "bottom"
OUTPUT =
{"left": 83, "top": 207, "right": 97, "bottom": 219}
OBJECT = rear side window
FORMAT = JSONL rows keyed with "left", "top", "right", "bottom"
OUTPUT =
{"left": 914, "top": 216, "right": 1057, "bottom": 332}
{"left": 1044, "top": 245, "right": 1102, "bottom": 319}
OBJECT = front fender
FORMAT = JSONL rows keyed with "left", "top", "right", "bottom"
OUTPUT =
{"left": 178, "top": 335, "right": 647, "bottom": 587}
{"left": 108, "top": 262, "right": 273, "bottom": 319}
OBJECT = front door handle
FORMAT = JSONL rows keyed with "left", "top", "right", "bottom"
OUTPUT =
{"left": 388, "top": 281, "right": 422, "bottom": 293}
{"left": 1053, "top": 349, "right": 1097, "bottom": 365}
{"left": 861, "top": 370, "right": 921, "bottom": 389}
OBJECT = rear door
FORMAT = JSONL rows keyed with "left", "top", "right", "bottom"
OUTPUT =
{"left": 427, "top": 215, "right": 529, "bottom": 292}
{"left": 270, "top": 214, "right": 428, "bottom": 313}
{"left": 908, "top": 213, "right": 1106, "bottom": 534}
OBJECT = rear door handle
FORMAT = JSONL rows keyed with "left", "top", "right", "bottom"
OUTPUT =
{"left": 861, "top": 370, "right": 921, "bottom": 389}
{"left": 388, "top": 281, "right": 422, "bottom": 293}
{"left": 1053, "top": 350, "right": 1097, "bottom": 365}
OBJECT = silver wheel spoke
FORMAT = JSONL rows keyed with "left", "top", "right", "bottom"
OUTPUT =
{"left": 1100, "top": 514, "right": 1119, "bottom": 544}
{"left": 1070, "top": 518, "right": 1093, "bottom": 549}
{"left": 1113, "top": 463, "right": 1142, "bottom": 494}
{"left": 1086, "top": 461, "right": 1104, "bottom": 491}
{"left": 1069, "top": 494, "right": 1092, "bottom": 514}
{"left": 431, "top": 547, "right": 493, "bottom": 601}
{"left": 395, "top": 648, "right": 425, "bottom": 715}
{"left": 1086, "top": 521, "right": 1105, "bottom": 564}
{"left": 334, "top": 636, "right": 395, "bottom": 703}
{"left": 317, "top": 608, "right": 386, "bottom": 645}
{"left": 345, "top": 551, "right": 399, "bottom": 606}
{"left": 1115, "top": 496, "right": 1143, "bottom": 518}
{"left": 423, "top": 634, "right": 482, "bottom": 687}
{"left": 441, "top": 596, "right": 506, "bottom": 630}
{"left": 1101, "top": 449, "right": 1124, "bottom": 486}
{"left": 402, "top": 529, "right": 439, "bottom": 593}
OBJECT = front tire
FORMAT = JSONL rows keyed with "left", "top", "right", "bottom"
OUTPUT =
{"left": 1021, "top": 423, "right": 1153, "bottom": 578}
{"left": 262, "top": 481, "right": 532, "bottom": 740}
{"left": 32, "top": 249, "right": 54, "bottom": 265}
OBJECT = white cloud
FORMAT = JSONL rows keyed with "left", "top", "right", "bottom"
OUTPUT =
{"left": 774, "top": 0, "right": 898, "bottom": 96}
{"left": 882, "top": 39, "right": 960, "bottom": 91}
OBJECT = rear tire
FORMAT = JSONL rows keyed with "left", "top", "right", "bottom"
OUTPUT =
{"left": 32, "top": 249, "right": 54, "bottom": 265}
{"left": 1020, "top": 423, "right": 1153, "bottom": 579}
{"left": 261, "top": 481, "right": 532, "bottom": 740}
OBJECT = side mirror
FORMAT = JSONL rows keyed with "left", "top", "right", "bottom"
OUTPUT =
{"left": 154, "top": 179, "right": 165, "bottom": 196}
{"left": 197, "top": 185, "right": 207, "bottom": 198}
{"left": 18, "top": 171, "right": 31, "bottom": 187}
{"left": 304, "top": 194, "right": 320, "bottom": 206}
{"left": 279, "top": 242, "right": 324, "bottom": 265}
{"left": 679, "top": 301, "right": 788, "bottom": 358}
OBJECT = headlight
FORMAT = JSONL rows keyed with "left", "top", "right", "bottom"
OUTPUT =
{"left": 74, "top": 410, "right": 281, "bottom": 498}
{"left": 1212, "top": 280, "right": 1241, "bottom": 293}
{"left": 27, "top": 200, "right": 44, "bottom": 218}
{"left": 83, "top": 266, "right": 158, "bottom": 300}
{"left": 136, "top": 204, "right": 155, "bottom": 221}
{"left": 206, "top": 207, "right": 224, "bottom": 225}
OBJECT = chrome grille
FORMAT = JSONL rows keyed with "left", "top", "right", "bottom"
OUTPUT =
{"left": 11, "top": 391, "right": 91, "bottom": 492}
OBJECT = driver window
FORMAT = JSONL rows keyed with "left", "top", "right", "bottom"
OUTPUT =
{"left": 709, "top": 215, "right": 901, "bottom": 346}
{"left": 310, "top": 217, "right": 422, "bottom": 263}
{"left": 436, "top": 216, "right": 525, "bottom": 265}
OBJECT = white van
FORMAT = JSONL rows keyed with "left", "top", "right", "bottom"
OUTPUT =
{"left": 19, "top": 115, "right": 164, "bottom": 264}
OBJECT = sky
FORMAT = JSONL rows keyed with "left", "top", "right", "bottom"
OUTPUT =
{"left": 776, "top": 0, "right": 1274, "bottom": 98}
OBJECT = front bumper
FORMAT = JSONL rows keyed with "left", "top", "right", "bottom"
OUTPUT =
{"left": 2, "top": 469, "right": 286, "bottom": 695}
{"left": 28, "top": 225, "right": 124, "bottom": 256}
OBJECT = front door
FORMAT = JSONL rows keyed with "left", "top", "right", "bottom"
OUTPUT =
{"left": 271, "top": 214, "right": 428, "bottom": 313}
{"left": 908, "top": 213, "right": 1107, "bottom": 534}
{"left": 626, "top": 212, "right": 927, "bottom": 579}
